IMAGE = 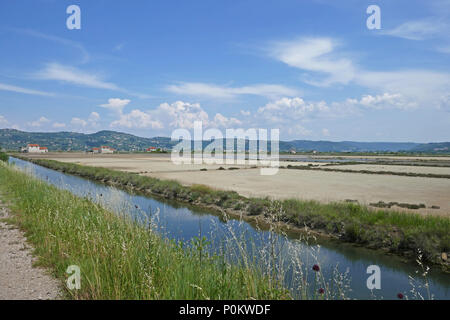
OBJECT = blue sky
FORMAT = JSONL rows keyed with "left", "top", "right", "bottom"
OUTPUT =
{"left": 0, "top": 0, "right": 449, "bottom": 142}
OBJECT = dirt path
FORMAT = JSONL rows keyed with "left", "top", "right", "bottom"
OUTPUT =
{"left": 0, "top": 198, "right": 61, "bottom": 300}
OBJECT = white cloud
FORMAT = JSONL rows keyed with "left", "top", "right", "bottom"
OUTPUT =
{"left": 34, "top": 63, "right": 119, "bottom": 90}
{"left": 286, "top": 124, "right": 312, "bottom": 137}
{"left": 0, "top": 82, "right": 54, "bottom": 96}
{"left": 70, "top": 117, "right": 87, "bottom": 127}
{"left": 70, "top": 112, "right": 100, "bottom": 129}
{"left": 100, "top": 98, "right": 131, "bottom": 113}
{"left": 33, "top": 63, "right": 151, "bottom": 98}
{"left": 89, "top": 111, "right": 100, "bottom": 122}
{"left": 0, "top": 115, "right": 8, "bottom": 126}
{"left": 381, "top": 20, "right": 447, "bottom": 40}
{"left": 268, "top": 37, "right": 356, "bottom": 86}
{"left": 267, "top": 37, "right": 450, "bottom": 110}
{"left": 166, "top": 82, "right": 299, "bottom": 99}
{"left": 257, "top": 97, "right": 332, "bottom": 122}
{"left": 355, "top": 70, "right": 450, "bottom": 108}
{"left": 29, "top": 116, "right": 50, "bottom": 127}
{"left": 253, "top": 92, "right": 422, "bottom": 138}
{"left": 358, "top": 93, "right": 417, "bottom": 110}
{"left": 111, "top": 109, "right": 163, "bottom": 129}
{"left": 52, "top": 122, "right": 66, "bottom": 129}
{"left": 157, "top": 101, "right": 209, "bottom": 129}
{"left": 107, "top": 100, "right": 245, "bottom": 130}
{"left": 213, "top": 113, "right": 242, "bottom": 127}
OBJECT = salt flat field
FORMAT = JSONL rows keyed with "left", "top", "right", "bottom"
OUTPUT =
{"left": 22, "top": 153, "right": 450, "bottom": 216}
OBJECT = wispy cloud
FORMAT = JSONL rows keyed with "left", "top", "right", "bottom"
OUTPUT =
{"left": 33, "top": 63, "right": 119, "bottom": 90}
{"left": 11, "top": 28, "right": 90, "bottom": 63}
{"left": 0, "top": 82, "right": 54, "bottom": 96}
{"left": 32, "top": 63, "right": 150, "bottom": 98}
{"left": 113, "top": 43, "right": 125, "bottom": 52}
{"left": 380, "top": 19, "right": 448, "bottom": 40}
{"left": 0, "top": 115, "right": 8, "bottom": 126}
{"left": 166, "top": 82, "right": 300, "bottom": 99}
{"left": 268, "top": 37, "right": 356, "bottom": 86}
{"left": 437, "top": 45, "right": 450, "bottom": 54}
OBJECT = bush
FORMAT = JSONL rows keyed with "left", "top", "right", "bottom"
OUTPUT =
{"left": 248, "top": 201, "right": 265, "bottom": 216}
{"left": 0, "top": 152, "right": 8, "bottom": 162}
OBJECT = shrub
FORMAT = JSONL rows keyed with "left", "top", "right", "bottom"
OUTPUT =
{"left": 0, "top": 152, "right": 8, "bottom": 162}
{"left": 248, "top": 201, "right": 266, "bottom": 216}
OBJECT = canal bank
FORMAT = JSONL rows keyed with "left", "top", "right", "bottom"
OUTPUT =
{"left": 14, "top": 155, "right": 450, "bottom": 269}
{"left": 6, "top": 157, "right": 450, "bottom": 299}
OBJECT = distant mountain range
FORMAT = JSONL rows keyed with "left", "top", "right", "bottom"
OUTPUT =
{"left": 0, "top": 129, "right": 449, "bottom": 154}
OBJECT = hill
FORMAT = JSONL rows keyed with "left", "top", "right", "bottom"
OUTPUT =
{"left": 409, "top": 142, "right": 450, "bottom": 153}
{"left": 0, "top": 128, "right": 448, "bottom": 153}
{"left": 280, "top": 140, "right": 420, "bottom": 153}
{"left": 0, "top": 129, "right": 173, "bottom": 152}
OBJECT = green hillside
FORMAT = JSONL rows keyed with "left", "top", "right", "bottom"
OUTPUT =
{"left": 0, "top": 128, "right": 448, "bottom": 154}
{"left": 0, "top": 129, "right": 173, "bottom": 152}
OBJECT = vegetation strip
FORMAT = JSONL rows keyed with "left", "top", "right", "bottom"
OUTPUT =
{"left": 0, "top": 161, "right": 290, "bottom": 299}
{"left": 13, "top": 156, "right": 450, "bottom": 269}
{"left": 322, "top": 161, "right": 450, "bottom": 168}
{"left": 284, "top": 164, "right": 450, "bottom": 179}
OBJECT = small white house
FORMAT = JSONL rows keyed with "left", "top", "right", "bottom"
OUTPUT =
{"left": 146, "top": 147, "right": 157, "bottom": 152}
{"left": 25, "top": 144, "right": 48, "bottom": 153}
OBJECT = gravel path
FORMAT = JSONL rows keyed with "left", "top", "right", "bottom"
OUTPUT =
{"left": 0, "top": 199, "right": 61, "bottom": 300}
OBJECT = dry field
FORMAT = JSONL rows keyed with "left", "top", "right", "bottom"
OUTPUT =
{"left": 318, "top": 164, "right": 450, "bottom": 175}
{"left": 20, "top": 153, "right": 450, "bottom": 216}
{"left": 22, "top": 153, "right": 328, "bottom": 172}
{"left": 282, "top": 154, "right": 450, "bottom": 161}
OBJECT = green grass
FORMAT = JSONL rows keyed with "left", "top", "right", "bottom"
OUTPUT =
{"left": 280, "top": 199, "right": 449, "bottom": 258}
{"left": 0, "top": 162, "right": 289, "bottom": 299}
{"left": 13, "top": 156, "right": 450, "bottom": 265}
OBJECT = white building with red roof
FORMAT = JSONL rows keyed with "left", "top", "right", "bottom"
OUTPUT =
{"left": 25, "top": 144, "right": 48, "bottom": 153}
{"left": 100, "top": 146, "right": 115, "bottom": 154}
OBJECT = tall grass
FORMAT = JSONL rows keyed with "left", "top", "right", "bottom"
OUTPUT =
{"left": 0, "top": 162, "right": 290, "bottom": 299}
